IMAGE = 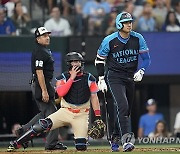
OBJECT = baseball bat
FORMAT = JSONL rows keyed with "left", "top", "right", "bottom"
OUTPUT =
{"left": 103, "top": 92, "right": 111, "bottom": 144}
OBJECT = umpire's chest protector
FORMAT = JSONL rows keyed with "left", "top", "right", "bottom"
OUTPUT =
{"left": 64, "top": 73, "right": 91, "bottom": 105}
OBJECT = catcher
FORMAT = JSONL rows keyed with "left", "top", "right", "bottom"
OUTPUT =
{"left": 7, "top": 52, "right": 105, "bottom": 152}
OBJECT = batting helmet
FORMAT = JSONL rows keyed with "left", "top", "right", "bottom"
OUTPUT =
{"left": 116, "top": 12, "right": 133, "bottom": 30}
{"left": 66, "top": 52, "right": 84, "bottom": 71}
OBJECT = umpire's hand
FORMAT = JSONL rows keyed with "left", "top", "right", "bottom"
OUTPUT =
{"left": 42, "top": 90, "right": 49, "bottom": 103}
{"left": 98, "top": 76, "right": 107, "bottom": 93}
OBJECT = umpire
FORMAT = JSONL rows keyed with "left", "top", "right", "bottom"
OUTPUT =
{"left": 15, "top": 27, "right": 67, "bottom": 150}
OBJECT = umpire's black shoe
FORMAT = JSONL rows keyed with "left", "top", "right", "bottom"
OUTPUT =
{"left": 15, "top": 127, "right": 29, "bottom": 149}
{"left": 45, "top": 142, "right": 67, "bottom": 150}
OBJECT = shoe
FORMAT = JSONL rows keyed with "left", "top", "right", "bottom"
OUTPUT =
{"left": 111, "top": 135, "right": 120, "bottom": 152}
{"left": 7, "top": 141, "right": 20, "bottom": 152}
{"left": 7, "top": 144, "right": 16, "bottom": 152}
{"left": 123, "top": 142, "right": 135, "bottom": 152}
{"left": 111, "top": 142, "right": 119, "bottom": 152}
{"left": 45, "top": 142, "right": 67, "bottom": 150}
{"left": 15, "top": 127, "right": 29, "bottom": 149}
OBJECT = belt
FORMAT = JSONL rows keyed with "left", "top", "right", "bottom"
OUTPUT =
{"left": 67, "top": 108, "right": 89, "bottom": 113}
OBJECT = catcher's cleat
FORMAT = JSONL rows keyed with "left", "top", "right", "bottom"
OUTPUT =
{"left": 15, "top": 127, "right": 29, "bottom": 149}
{"left": 123, "top": 142, "right": 135, "bottom": 152}
{"left": 7, "top": 141, "right": 20, "bottom": 152}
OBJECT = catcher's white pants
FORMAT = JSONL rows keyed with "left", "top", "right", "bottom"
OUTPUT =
{"left": 48, "top": 108, "right": 89, "bottom": 138}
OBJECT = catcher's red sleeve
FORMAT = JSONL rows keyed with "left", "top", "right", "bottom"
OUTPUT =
{"left": 56, "top": 79, "right": 73, "bottom": 97}
{"left": 90, "top": 82, "right": 99, "bottom": 93}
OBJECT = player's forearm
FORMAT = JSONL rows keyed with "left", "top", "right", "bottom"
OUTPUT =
{"left": 140, "top": 52, "right": 151, "bottom": 71}
{"left": 91, "top": 93, "right": 101, "bottom": 116}
{"left": 36, "top": 70, "right": 47, "bottom": 92}
{"left": 56, "top": 78, "right": 73, "bottom": 97}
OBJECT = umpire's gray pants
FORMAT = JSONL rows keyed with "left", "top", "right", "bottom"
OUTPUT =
{"left": 22, "top": 82, "right": 58, "bottom": 149}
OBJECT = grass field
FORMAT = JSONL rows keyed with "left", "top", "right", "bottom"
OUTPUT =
{"left": 0, "top": 144, "right": 180, "bottom": 154}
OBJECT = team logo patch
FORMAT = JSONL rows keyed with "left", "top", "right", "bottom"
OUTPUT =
{"left": 114, "top": 44, "right": 118, "bottom": 48}
{"left": 121, "top": 13, "right": 132, "bottom": 20}
{"left": 125, "top": 13, "right": 131, "bottom": 18}
{"left": 73, "top": 79, "right": 81, "bottom": 82}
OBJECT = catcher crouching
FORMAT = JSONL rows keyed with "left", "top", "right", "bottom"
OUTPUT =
{"left": 7, "top": 52, "right": 105, "bottom": 152}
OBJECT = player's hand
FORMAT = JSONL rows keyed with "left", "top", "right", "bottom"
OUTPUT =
{"left": 42, "top": 90, "right": 49, "bottom": 103}
{"left": 133, "top": 69, "right": 144, "bottom": 82}
{"left": 69, "top": 66, "right": 80, "bottom": 80}
{"left": 98, "top": 76, "right": 107, "bottom": 92}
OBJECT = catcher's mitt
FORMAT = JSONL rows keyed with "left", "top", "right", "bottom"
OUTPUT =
{"left": 88, "top": 119, "right": 105, "bottom": 139}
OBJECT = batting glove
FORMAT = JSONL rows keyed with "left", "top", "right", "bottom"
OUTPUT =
{"left": 133, "top": 69, "right": 144, "bottom": 82}
{"left": 98, "top": 76, "right": 107, "bottom": 93}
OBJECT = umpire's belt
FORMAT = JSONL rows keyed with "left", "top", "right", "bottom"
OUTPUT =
{"left": 67, "top": 108, "right": 89, "bottom": 113}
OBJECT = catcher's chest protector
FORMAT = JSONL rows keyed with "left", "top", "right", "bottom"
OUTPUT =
{"left": 64, "top": 73, "right": 91, "bottom": 105}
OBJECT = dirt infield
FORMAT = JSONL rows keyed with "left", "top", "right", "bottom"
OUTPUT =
{"left": 0, "top": 147, "right": 180, "bottom": 154}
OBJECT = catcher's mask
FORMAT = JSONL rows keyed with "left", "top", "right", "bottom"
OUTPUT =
{"left": 66, "top": 52, "right": 85, "bottom": 71}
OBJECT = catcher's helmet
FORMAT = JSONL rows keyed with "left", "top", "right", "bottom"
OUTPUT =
{"left": 66, "top": 52, "right": 84, "bottom": 71}
{"left": 116, "top": 12, "right": 133, "bottom": 30}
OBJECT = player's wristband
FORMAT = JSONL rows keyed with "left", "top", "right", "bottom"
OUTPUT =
{"left": 140, "top": 68, "right": 145, "bottom": 72}
{"left": 94, "top": 110, "right": 101, "bottom": 116}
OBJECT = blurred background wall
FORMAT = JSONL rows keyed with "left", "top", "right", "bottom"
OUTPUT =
{"left": 0, "top": 33, "right": 180, "bottom": 137}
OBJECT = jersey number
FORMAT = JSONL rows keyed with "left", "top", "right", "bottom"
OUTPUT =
{"left": 36, "top": 60, "right": 43, "bottom": 67}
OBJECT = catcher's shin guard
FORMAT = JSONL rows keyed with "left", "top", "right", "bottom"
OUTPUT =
{"left": 14, "top": 118, "right": 53, "bottom": 147}
{"left": 74, "top": 138, "right": 87, "bottom": 151}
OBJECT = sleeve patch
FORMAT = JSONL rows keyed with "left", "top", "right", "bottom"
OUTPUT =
{"left": 35, "top": 60, "right": 43, "bottom": 67}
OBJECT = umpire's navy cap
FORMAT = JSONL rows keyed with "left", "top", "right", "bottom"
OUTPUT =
{"left": 146, "top": 98, "right": 156, "bottom": 106}
{"left": 35, "top": 27, "right": 51, "bottom": 38}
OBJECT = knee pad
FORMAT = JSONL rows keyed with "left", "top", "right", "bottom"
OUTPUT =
{"left": 33, "top": 118, "right": 53, "bottom": 133}
{"left": 74, "top": 138, "right": 87, "bottom": 151}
